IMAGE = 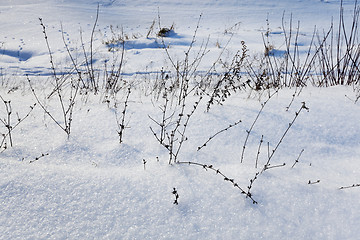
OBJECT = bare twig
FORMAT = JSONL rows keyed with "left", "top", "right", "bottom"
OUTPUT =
{"left": 255, "top": 135, "right": 264, "bottom": 168}
{"left": 262, "top": 102, "right": 308, "bottom": 172}
{"left": 177, "top": 161, "right": 258, "bottom": 204}
{"left": 241, "top": 90, "right": 278, "bottom": 163}
{"left": 339, "top": 183, "right": 360, "bottom": 190}
{"left": 116, "top": 87, "right": 131, "bottom": 144}
{"left": 89, "top": 3, "right": 100, "bottom": 92}
{"left": 0, "top": 95, "right": 36, "bottom": 149}
{"left": 29, "top": 153, "right": 49, "bottom": 164}
{"left": 197, "top": 119, "right": 242, "bottom": 151}
{"left": 308, "top": 180, "right": 320, "bottom": 185}
{"left": 172, "top": 187, "right": 179, "bottom": 205}
{"left": 291, "top": 149, "right": 304, "bottom": 168}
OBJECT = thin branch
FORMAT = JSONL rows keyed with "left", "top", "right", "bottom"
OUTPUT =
{"left": 291, "top": 149, "right": 304, "bottom": 168}
{"left": 339, "top": 183, "right": 360, "bottom": 190}
{"left": 255, "top": 135, "right": 264, "bottom": 168}
{"left": 177, "top": 161, "right": 258, "bottom": 204}
{"left": 116, "top": 87, "right": 131, "bottom": 144}
{"left": 241, "top": 90, "right": 278, "bottom": 163}
{"left": 262, "top": 102, "right": 308, "bottom": 172}
{"left": 197, "top": 119, "right": 242, "bottom": 151}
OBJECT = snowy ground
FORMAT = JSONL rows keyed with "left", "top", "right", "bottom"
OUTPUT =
{"left": 1, "top": 0, "right": 360, "bottom": 239}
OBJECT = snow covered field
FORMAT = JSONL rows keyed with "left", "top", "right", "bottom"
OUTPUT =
{"left": 1, "top": 0, "right": 360, "bottom": 239}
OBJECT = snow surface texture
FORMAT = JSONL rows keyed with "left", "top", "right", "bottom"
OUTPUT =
{"left": 1, "top": 0, "right": 360, "bottom": 239}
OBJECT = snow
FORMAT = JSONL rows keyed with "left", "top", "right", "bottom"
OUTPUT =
{"left": 1, "top": 0, "right": 360, "bottom": 239}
